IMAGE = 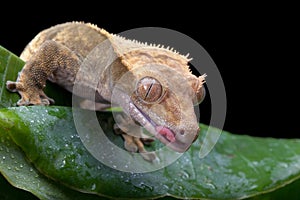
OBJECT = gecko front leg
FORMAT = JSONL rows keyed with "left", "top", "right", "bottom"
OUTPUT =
{"left": 6, "top": 40, "right": 80, "bottom": 106}
{"left": 113, "top": 113, "right": 157, "bottom": 162}
{"left": 6, "top": 79, "right": 54, "bottom": 105}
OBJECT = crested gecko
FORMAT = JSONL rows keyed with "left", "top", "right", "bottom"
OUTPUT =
{"left": 6, "top": 22, "right": 206, "bottom": 161}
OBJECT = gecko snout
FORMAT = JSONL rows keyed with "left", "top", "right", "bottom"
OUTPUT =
{"left": 179, "top": 129, "right": 198, "bottom": 142}
{"left": 177, "top": 127, "right": 200, "bottom": 143}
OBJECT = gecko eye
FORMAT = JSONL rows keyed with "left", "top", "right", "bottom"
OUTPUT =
{"left": 136, "top": 77, "right": 163, "bottom": 103}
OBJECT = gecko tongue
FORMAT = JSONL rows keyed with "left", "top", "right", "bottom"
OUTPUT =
{"left": 156, "top": 126, "right": 176, "bottom": 143}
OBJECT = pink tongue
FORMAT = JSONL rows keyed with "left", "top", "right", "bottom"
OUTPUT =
{"left": 156, "top": 126, "right": 176, "bottom": 142}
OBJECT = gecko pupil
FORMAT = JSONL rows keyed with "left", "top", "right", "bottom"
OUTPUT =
{"left": 136, "top": 77, "right": 163, "bottom": 103}
{"left": 145, "top": 83, "right": 154, "bottom": 99}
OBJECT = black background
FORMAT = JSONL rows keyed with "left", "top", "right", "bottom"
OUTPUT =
{"left": 0, "top": 4, "right": 298, "bottom": 138}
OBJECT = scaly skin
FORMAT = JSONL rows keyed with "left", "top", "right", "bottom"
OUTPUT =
{"left": 6, "top": 22, "right": 206, "bottom": 161}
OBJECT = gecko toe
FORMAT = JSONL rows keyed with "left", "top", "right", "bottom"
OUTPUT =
{"left": 40, "top": 99, "right": 51, "bottom": 105}
{"left": 40, "top": 97, "right": 54, "bottom": 105}
{"left": 17, "top": 99, "right": 30, "bottom": 106}
{"left": 40, "top": 91, "right": 55, "bottom": 105}
{"left": 124, "top": 141, "right": 139, "bottom": 152}
{"left": 140, "top": 152, "right": 157, "bottom": 162}
{"left": 6, "top": 81, "right": 18, "bottom": 92}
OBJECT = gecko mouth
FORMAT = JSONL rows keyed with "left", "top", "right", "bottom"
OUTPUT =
{"left": 129, "top": 102, "right": 191, "bottom": 152}
{"left": 155, "top": 126, "right": 176, "bottom": 143}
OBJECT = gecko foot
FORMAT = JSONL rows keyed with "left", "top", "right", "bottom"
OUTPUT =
{"left": 6, "top": 81, "right": 54, "bottom": 106}
{"left": 113, "top": 122, "right": 157, "bottom": 162}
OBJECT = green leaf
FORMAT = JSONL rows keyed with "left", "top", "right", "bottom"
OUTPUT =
{"left": 247, "top": 178, "right": 300, "bottom": 200}
{"left": 1, "top": 106, "right": 300, "bottom": 199}
{"left": 0, "top": 45, "right": 25, "bottom": 108}
{"left": 0, "top": 108, "right": 111, "bottom": 200}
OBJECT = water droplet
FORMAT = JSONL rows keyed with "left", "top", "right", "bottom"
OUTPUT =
{"left": 113, "top": 165, "right": 117, "bottom": 169}
{"left": 177, "top": 185, "right": 183, "bottom": 190}
{"left": 91, "top": 183, "right": 96, "bottom": 190}
{"left": 280, "top": 162, "right": 288, "bottom": 168}
{"left": 249, "top": 184, "right": 258, "bottom": 190}
{"left": 2, "top": 156, "right": 5, "bottom": 160}
{"left": 30, "top": 120, "right": 35, "bottom": 123}
{"left": 20, "top": 164, "right": 24, "bottom": 168}
{"left": 61, "top": 160, "right": 66, "bottom": 168}
{"left": 14, "top": 166, "right": 20, "bottom": 171}
{"left": 124, "top": 164, "right": 128, "bottom": 168}
{"left": 162, "top": 184, "right": 169, "bottom": 190}
{"left": 180, "top": 170, "right": 190, "bottom": 179}
{"left": 5, "top": 147, "right": 9, "bottom": 153}
{"left": 7, "top": 166, "right": 11, "bottom": 170}
{"left": 206, "top": 182, "right": 216, "bottom": 189}
{"left": 10, "top": 154, "right": 15, "bottom": 159}
{"left": 135, "top": 182, "right": 153, "bottom": 191}
{"left": 0, "top": 146, "right": 3, "bottom": 151}
{"left": 124, "top": 178, "right": 130, "bottom": 183}
{"left": 29, "top": 168, "right": 34, "bottom": 172}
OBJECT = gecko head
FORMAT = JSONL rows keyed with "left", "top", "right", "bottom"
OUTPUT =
{"left": 128, "top": 74, "right": 206, "bottom": 152}
{"left": 115, "top": 47, "right": 206, "bottom": 152}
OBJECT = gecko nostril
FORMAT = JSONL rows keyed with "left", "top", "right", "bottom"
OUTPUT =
{"left": 179, "top": 129, "right": 185, "bottom": 135}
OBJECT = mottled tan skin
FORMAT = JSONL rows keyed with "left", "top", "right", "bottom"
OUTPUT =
{"left": 6, "top": 22, "right": 206, "bottom": 161}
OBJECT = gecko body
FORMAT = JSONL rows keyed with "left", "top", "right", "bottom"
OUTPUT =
{"left": 6, "top": 22, "right": 206, "bottom": 161}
